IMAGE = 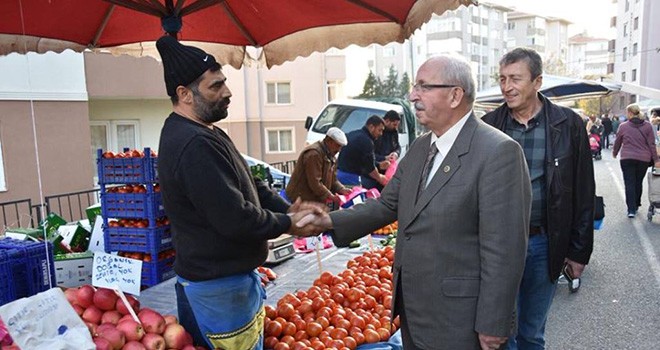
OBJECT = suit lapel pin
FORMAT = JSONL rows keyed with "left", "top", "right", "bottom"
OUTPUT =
{"left": 443, "top": 165, "right": 451, "bottom": 173}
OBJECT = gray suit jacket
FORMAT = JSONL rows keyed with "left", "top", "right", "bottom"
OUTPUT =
{"left": 330, "top": 114, "right": 531, "bottom": 349}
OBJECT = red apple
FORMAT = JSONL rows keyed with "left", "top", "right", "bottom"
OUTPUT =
{"left": 64, "top": 288, "right": 78, "bottom": 305}
{"left": 121, "top": 340, "right": 147, "bottom": 350}
{"left": 141, "top": 333, "right": 166, "bottom": 350}
{"left": 72, "top": 304, "right": 84, "bottom": 316}
{"left": 118, "top": 314, "right": 137, "bottom": 324}
{"left": 163, "top": 314, "right": 178, "bottom": 325}
{"left": 94, "top": 337, "right": 113, "bottom": 350}
{"left": 82, "top": 305, "right": 103, "bottom": 325}
{"left": 94, "top": 288, "right": 119, "bottom": 311}
{"left": 116, "top": 295, "right": 140, "bottom": 316}
{"left": 77, "top": 285, "right": 95, "bottom": 308}
{"left": 138, "top": 309, "right": 165, "bottom": 334}
{"left": 102, "top": 310, "right": 122, "bottom": 325}
{"left": 116, "top": 319, "right": 145, "bottom": 342}
{"left": 162, "top": 323, "right": 190, "bottom": 349}
{"left": 85, "top": 321, "right": 97, "bottom": 336}
{"left": 97, "top": 327, "right": 126, "bottom": 350}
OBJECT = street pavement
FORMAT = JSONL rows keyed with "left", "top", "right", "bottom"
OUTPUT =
{"left": 140, "top": 146, "right": 660, "bottom": 349}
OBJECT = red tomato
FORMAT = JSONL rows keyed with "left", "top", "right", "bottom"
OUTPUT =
{"left": 376, "top": 327, "right": 391, "bottom": 341}
{"left": 282, "top": 322, "right": 297, "bottom": 336}
{"left": 343, "top": 336, "right": 357, "bottom": 350}
{"left": 278, "top": 303, "right": 296, "bottom": 320}
{"left": 265, "top": 320, "right": 283, "bottom": 338}
{"left": 265, "top": 305, "right": 277, "bottom": 319}
{"left": 306, "top": 322, "right": 323, "bottom": 337}
{"left": 273, "top": 342, "right": 290, "bottom": 350}
{"left": 264, "top": 336, "right": 279, "bottom": 349}
{"left": 363, "top": 329, "right": 380, "bottom": 343}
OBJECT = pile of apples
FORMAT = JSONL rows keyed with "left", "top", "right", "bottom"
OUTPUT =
{"left": 64, "top": 285, "right": 205, "bottom": 350}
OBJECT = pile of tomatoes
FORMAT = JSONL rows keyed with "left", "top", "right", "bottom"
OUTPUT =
{"left": 102, "top": 149, "right": 158, "bottom": 158}
{"left": 106, "top": 184, "right": 161, "bottom": 194}
{"left": 117, "top": 248, "right": 175, "bottom": 262}
{"left": 258, "top": 266, "right": 279, "bottom": 286}
{"left": 263, "top": 246, "right": 399, "bottom": 350}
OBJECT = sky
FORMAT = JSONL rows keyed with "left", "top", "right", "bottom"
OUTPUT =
{"left": 492, "top": 0, "right": 616, "bottom": 38}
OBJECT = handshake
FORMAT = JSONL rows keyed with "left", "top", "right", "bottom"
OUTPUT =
{"left": 286, "top": 198, "right": 333, "bottom": 237}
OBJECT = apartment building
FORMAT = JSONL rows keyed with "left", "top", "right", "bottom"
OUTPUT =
{"left": 612, "top": 0, "right": 660, "bottom": 111}
{"left": 423, "top": 2, "right": 511, "bottom": 90}
{"left": 507, "top": 11, "right": 571, "bottom": 74}
{"left": 568, "top": 33, "right": 610, "bottom": 78}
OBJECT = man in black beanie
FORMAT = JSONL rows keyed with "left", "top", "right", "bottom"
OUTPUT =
{"left": 155, "top": 35, "right": 322, "bottom": 350}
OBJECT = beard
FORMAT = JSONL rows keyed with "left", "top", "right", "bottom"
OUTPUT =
{"left": 193, "top": 92, "right": 230, "bottom": 124}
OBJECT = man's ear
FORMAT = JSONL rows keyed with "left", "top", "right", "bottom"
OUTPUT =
{"left": 450, "top": 87, "right": 465, "bottom": 108}
{"left": 176, "top": 86, "right": 192, "bottom": 104}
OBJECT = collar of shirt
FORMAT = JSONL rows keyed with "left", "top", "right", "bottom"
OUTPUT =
{"left": 430, "top": 110, "right": 472, "bottom": 155}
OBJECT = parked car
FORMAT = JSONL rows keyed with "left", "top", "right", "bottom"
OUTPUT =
{"left": 242, "top": 154, "right": 291, "bottom": 190}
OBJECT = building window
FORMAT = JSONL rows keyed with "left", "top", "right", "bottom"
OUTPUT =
{"left": 266, "top": 128, "right": 294, "bottom": 154}
{"left": 619, "top": 96, "right": 625, "bottom": 108}
{"left": 634, "top": 17, "right": 639, "bottom": 30}
{"left": 625, "top": 0, "right": 629, "bottom": 11}
{"left": 623, "top": 23, "right": 628, "bottom": 37}
{"left": 633, "top": 43, "right": 638, "bottom": 56}
{"left": 632, "top": 69, "right": 637, "bottom": 81}
{"left": 90, "top": 120, "right": 141, "bottom": 179}
{"left": 622, "top": 47, "right": 627, "bottom": 61}
{"left": 621, "top": 71, "right": 626, "bottom": 82}
{"left": 266, "top": 82, "right": 291, "bottom": 104}
{"left": 383, "top": 47, "right": 395, "bottom": 57}
{"left": 507, "top": 22, "right": 515, "bottom": 30}
{"left": 326, "top": 81, "right": 341, "bottom": 102}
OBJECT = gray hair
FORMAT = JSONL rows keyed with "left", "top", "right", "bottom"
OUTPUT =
{"left": 432, "top": 55, "right": 476, "bottom": 104}
{"left": 500, "top": 47, "right": 543, "bottom": 80}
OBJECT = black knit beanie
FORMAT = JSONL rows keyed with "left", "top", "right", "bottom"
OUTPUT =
{"left": 156, "top": 35, "right": 220, "bottom": 97}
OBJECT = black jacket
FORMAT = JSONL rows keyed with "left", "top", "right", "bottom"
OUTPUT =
{"left": 374, "top": 128, "right": 401, "bottom": 162}
{"left": 482, "top": 93, "right": 595, "bottom": 281}
{"left": 158, "top": 113, "right": 291, "bottom": 281}
{"left": 337, "top": 126, "right": 378, "bottom": 176}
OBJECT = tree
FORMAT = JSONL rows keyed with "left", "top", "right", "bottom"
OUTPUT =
{"left": 357, "top": 66, "right": 410, "bottom": 99}
{"left": 576, "top": 95, "right": 615, "bottom": 116}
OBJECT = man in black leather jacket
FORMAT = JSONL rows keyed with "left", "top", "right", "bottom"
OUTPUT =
{"left": 482, "top": 47, "right": 595, "bottom": 350}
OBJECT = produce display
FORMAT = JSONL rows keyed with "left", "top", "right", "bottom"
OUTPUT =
{"left": 258, "top": 266, "right": 279, "bottom": 286}
{"left": 263, "top": 247, "right": 399, "bottom": 350}
{"left": 372, "top": 221, "right": 397, "bottom": 236}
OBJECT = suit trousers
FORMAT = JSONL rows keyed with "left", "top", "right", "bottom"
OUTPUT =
{"left": 396, "top": 282, "right": 425, "bottom": 350}
{"left": 620, "top": 159, "right": 649, "bottom": 214}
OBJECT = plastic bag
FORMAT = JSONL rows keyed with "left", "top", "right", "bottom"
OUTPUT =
{"left": 0, "top": 288, "right": 95, "bottom": 350}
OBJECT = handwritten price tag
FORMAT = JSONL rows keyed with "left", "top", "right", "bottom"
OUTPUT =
{"left": 92, "top": 252, "right": 142, "bottom": 295}
{"left": 306, "top": 235, "right": 322, "bottom": 250}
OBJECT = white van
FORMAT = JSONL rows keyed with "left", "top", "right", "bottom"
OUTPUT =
{"left": 304, "top": 98, "right": 416, "bottom": 157}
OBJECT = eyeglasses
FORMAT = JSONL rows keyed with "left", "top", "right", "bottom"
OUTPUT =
{"left": 411, "top": 83, "right": 461, "bottom": 93}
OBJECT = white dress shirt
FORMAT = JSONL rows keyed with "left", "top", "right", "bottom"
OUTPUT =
{"left": 425, "top": 111, "right": 472, "bottom": 187}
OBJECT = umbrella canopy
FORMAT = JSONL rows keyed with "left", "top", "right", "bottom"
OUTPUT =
{"left": 476, "top": 74, "right": 622, "bottom": 108}
{"left": 0, "top": 0, "right": 475, "bottom": 69}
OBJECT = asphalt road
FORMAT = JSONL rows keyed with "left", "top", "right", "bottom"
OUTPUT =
{"left": 141, "top": 146, "right": 660, "bottom": 349}
{"left": 544, "top": 149, "right": 660, "bottom": 349}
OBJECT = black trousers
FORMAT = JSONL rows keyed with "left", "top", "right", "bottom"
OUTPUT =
{"left": 603, "top": 132, "right": 611, "bottom": 148}
{"left": 620, "top": 159, "right": 649, "bottom": 213}
{"left": 395, "top": 281, "right": 425, "bottom": 350}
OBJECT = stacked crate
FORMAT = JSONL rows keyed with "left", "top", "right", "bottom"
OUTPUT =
{"left": 0, "top": 238, "right": 56, "bottom": 306}
{"left": 97, "top": 148, "right": 175, "bottom": 287}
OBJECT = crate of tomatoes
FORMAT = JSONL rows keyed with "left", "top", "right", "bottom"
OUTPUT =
{"left": 104, "top": 217, "right": 172, "bottom": 257}
{"left": 97, "top": 148, "right": 158, "bottom": 184}
{"left": 101, "top": 185, "right": 165, "bottom": 219}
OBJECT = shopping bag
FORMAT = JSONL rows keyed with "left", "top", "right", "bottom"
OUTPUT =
{"left": 0, "top": 288, "right": 95, "bottom": 350}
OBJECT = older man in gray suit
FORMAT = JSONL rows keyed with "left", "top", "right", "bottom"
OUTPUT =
{"left": 297, "top": 55, "right": 531, "bottom": 350}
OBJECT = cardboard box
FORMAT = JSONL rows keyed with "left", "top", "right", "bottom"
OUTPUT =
{"left": 3, "top": 227, "right": 42, "bottom": 241}
{"left": 40, "top": 213, "right": 67, "bottom": 240}
{"left": 54, "top": 252, "right": 94, "bottom": 288}
{"left": 56, "top": 224, "right": 91, "bottom": 252}
{"left": 85, "top": 204, "right": 102, "bottom": 228}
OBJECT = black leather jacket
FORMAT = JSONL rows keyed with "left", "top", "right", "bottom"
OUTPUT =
{"left": 482, "top": 93, "right": 595, "bottom": 281}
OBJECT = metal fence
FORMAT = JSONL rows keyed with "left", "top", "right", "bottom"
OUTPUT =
{"left": 0, "top": 198, "right": 37, "bottom": 229}
{"left": 44, "top": 188, "right": 101, "bottom": 223}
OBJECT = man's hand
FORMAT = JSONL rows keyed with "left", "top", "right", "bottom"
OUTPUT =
{"left": 338, "top": 188, "right": 352, "bottom": 195}
{"left": 387, "top": 152, "right": 399, "bottom": 161}
{"left": 478, "top": 333, "right": 507, "bottom": 350}
{"left": 564, "top": 258, "right": 586, "bottom": 278}
{"left": 377, "top": 174, "right": 389, "bottom": 186}
{"left": 289, "top": 210, "right": 332, "bottom": 237}
{"left": 288, "top": 197, "right": 327, "bottom": 215}
{"left": 378, "top": 160, "right": 391, "bottom": 171}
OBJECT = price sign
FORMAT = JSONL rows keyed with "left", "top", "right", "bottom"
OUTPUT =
{"left": 306, "top": 235, "right": 322, "bottom": 250}
{"left": 92, "top": 252, "right": 142, "bottom": 295}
